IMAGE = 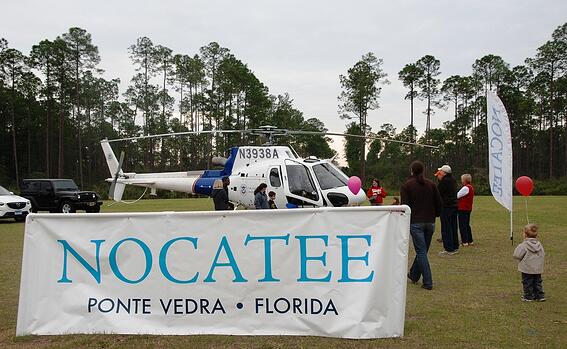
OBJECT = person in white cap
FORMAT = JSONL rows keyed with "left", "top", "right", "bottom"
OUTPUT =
{"left": 435, "top": 164, "right": 459, "bottom": 255}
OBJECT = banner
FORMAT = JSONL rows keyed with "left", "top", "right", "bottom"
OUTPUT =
{"left": 17, "top": 206, "right": 410, "bottom": 339}
{"left": 487, "top": 91, "right": 513, "bottom": 212}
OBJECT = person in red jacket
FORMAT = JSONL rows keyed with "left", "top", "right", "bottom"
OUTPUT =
{"left": 367, "top": 178, "right": 387, "bottom": 206}
{"left": 457, "top": 173, "right": 475, "bottom": 246}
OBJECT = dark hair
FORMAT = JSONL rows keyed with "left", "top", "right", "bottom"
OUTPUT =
{"left": 410, "top": 160, "right": 425, "bottom": 184}
{"left": 254, "top": 183, "right": 268, "bottom": 195}
{"left": 372, "top": 178, "right": 380, "bottom": 186}
{"left": 268, "top": 191, "right": 276, "bottom": 197}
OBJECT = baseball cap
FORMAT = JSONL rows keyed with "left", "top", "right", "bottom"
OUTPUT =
{"left": 435, "top": 164, "right": 452, "bottom": 175}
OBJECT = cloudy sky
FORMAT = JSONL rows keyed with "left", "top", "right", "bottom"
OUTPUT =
{"left": 2, "top": 0, "right": 566, "bottom": 155}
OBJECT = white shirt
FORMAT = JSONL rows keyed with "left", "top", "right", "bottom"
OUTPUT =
{"left": 457, "top": 186, "right": 469, "bottom": 199}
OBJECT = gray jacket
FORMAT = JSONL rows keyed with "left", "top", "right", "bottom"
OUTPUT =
{"left": 254, "top": 191, "right": 270, "bottom": 209}
{"left": 513, "top": 238, "right": 545, "bottom": 274}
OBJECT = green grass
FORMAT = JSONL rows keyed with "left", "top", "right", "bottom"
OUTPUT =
{"left": 1, "top": 197, "right": 566, "bottom": 348}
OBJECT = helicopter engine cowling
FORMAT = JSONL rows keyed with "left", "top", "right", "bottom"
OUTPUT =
{"left": 212, "top": 156, "right": 228, "bottom": 167}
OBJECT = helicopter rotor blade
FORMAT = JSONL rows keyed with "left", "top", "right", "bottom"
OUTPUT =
{"left": 286, "top": 130, "right": 439, "bottom": 149}
{"left": 105, "top": 125, "right": 438, "bottom": 149}
{"left": 107, "top": 129, "right": 247, "bottom": 143}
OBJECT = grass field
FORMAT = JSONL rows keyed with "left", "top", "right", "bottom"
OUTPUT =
{"left": 1, "top": 197, "right": 566, "bottom": 348}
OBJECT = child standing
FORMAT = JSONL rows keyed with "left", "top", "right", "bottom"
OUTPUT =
{"left": 268, "top": 191, "right": 278, "bottom": 209}
{"left": 513, "top": 224, "right": 545, "bottom": 302}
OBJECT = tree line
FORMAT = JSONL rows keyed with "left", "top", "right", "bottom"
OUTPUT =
{"left": 0, "top": 29, "right": 334, "bottom": 192}
{"left": 1, "top": 23, "right": 566, "bottom": 196}
{"left": 340, "top": 22, "right": 567, "bottom": 194}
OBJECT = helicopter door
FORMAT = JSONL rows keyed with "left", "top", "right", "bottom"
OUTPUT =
{"left": 267, "top": 166, "right": 286, "bottom": 208}
{"left": 282, "top": 159, "right": 323, "bottom": 207}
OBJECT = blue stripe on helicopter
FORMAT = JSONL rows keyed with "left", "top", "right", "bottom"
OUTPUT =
{"left": 193, "top": 147, "right": 238, "bottom": 196}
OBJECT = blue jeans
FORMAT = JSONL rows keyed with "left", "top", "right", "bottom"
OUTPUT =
{"left": 441, "top": 207, "right": 459, "bottom": 252}
{"left": 409, "top": 223, "right": 435, "bottom": 288}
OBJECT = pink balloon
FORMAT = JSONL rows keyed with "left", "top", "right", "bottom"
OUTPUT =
{"left": 515, "top": 176, "right": 534, "bottom": 196}
{"left": 347, "top": 176, "right": 362, "bottom": 195}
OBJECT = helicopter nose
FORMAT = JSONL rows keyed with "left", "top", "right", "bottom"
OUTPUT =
{"left": 346, "top": 176, "right": 365, "bottom": 205}
{"left": 350, "top": 188, "right": 367, "bottom": 205}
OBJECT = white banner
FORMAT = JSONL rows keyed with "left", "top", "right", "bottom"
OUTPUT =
{"left": 17, "top": 206, "right": 410, "bottom": 339}
{"left": 487, "top": 91, "right": 513, "bottom": 212}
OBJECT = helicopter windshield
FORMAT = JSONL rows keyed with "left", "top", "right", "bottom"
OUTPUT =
{"left": 285, "top": 160, "right": 319, "bottom": 201}
{"left": 312, "top": 163, "right": 349, "bottom": 190}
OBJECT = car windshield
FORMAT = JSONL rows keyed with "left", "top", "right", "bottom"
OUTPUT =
{"left": 0, "top": 186, "right": 11, "bottom": 195}
{"left": 312, "top": 163, "right": 349, "bottom": 190}
{"left": 52, "top": 180, "right": 79, "bottom": 191}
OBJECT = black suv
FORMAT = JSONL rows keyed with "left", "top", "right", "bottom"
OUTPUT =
{"left": 21, "top": 179, "right": 102, "bottom": 213}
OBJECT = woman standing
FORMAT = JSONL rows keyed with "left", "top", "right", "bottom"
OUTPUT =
{"left": 401, "top": 161, "right": 443, "bottom": 290}
{"left": 457, "top": 174, "right": 475, "bottom": 246}
{"left": 211, "top": 179, "right": 230, "bottom": 210}
{"left": 367, "top": 178, "right": 387, "bottom": 206}
{"left": 254, "top": 183, "right": 270, "bottom": 209}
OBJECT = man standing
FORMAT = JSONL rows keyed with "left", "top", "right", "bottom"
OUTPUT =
{"left": 401, "top": 160, "right": 443, "bottom": 290}
{"left": 436, "top": 164, "right": 459, "bottom": 255}
{"left": 222, "top": 176, "right": 234, "bottom": 210}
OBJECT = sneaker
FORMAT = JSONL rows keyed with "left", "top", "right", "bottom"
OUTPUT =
{"left": 521, "top": 296, "right": 534, "bottom": 302}
{"left": 462, "top": 243, "right": 469, "bottom": 246}
{"left": 421, "top": 284, "right": 433, "bottom": 290}
{"left": 439, "top": 250, "right": 457, "bottom": 256}
{"left": 536, "top": 297, "right": 546, "bottom": 302}
{"left": 407, "top": 273, "right": 418, "bottom": 284}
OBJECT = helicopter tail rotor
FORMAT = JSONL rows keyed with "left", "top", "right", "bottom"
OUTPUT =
{"left": 108, "top": 151, "right": 125, "bottom": 201}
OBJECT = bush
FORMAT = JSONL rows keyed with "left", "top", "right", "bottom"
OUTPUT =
{"left": 532, "top": 177, "right": 567, "bottom": 195}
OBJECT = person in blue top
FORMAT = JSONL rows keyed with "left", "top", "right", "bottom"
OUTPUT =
{"left": 254, "top": 183, "right": 270, "bottom": 209}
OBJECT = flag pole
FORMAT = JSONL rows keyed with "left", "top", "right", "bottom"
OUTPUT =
{"left": 510, "top": 208, "right": 513, "bottom": 245}
{"left": 487, "top": 91, "right": 513, "bottom": 244}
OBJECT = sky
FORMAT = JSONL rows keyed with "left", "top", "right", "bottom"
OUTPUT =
{"left": 2, "top": 0, "right": 566, "bottom": 159}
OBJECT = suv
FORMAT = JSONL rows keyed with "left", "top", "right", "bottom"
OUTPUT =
{"left": 0, "top": 185, "right": 32, "bottom": 222}
{"left": 21, "top": 179, "right": 102, "bottom": 213}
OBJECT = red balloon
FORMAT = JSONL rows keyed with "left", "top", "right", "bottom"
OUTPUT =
{"left": 515, "top": 176, "right": 534, "bottom": 196}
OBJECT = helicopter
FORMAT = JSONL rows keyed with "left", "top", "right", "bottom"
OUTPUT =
{"left": 101, "top": 126, "right": 437, "bottom": 209}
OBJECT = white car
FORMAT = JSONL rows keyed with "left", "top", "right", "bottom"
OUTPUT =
{"left": 0, "top": 185, "right": 31, "bottom": 222}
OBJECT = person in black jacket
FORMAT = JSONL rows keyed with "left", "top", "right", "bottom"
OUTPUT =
{"left": 222, "top": 176, "right": 234, "bottom": 210}
{"left": 401, "top": 160, "right": 443, "bottom": 290}
{"left": 435, "top": 164, "right": 459, "bottom": 255}
{"left": 211, "top": 179, "right": 230, "bottom": 210}
{"left": 268, "top": 191, "right": 278, "bottom": 209}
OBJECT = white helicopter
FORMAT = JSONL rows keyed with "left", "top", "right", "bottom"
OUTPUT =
{"left": 101, "top": 126, "right": 437, "bottom": 209}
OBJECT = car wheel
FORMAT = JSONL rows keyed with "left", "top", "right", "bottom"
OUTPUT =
{"left": 59, "top": 201, "right": 75, "bottom": 214}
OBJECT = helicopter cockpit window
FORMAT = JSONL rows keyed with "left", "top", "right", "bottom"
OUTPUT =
{"left": 270, "top": 168, "right": 281, "bottom": 187}
{"left": 312, "top": 163, "right": 349, "bottom": 190}
{"left": 285, "top": 160, "right": 319, "bottom": 201}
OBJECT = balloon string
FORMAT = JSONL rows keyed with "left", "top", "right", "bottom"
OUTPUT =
{"left": 524, "top": 196, "right": 530, "bottom": 225}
